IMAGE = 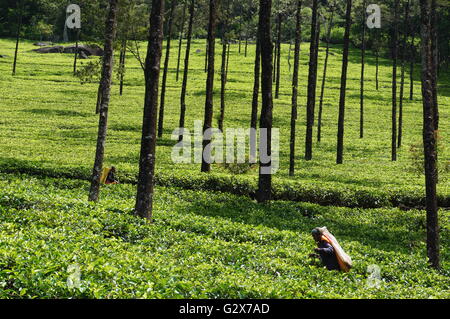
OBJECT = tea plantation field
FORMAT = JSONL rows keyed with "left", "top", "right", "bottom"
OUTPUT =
{"left": 0, "top": 173, "right": 449, "bottom": 298}
{"left": 0, "top": 38, "right": 449, "bottom": 206}
{"left": 0, "top": 38, "right": 449, "bottom": 298}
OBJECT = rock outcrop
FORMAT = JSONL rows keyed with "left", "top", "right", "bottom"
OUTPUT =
{"left": 32, "top": 44, "right": 103, "bottom": 57}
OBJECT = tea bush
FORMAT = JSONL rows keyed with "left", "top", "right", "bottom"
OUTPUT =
{"left": 0, "top": 38, "right": 449, "bottom": 299}
{"left": 0, "top": 173, "right": 448, "bottom": 299}
{"left": 0, "top": 38, "right": 448, "bottom": 212}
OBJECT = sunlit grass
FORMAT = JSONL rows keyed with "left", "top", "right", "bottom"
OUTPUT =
{"left": 0, "top": 38, "right": 448, "bottom": 196}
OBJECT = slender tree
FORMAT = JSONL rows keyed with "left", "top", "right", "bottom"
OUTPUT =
{"left": 178, "top": 0, "right": 195, "bottom": 141}
{"left": 305, "top": 0, "right": 320, "bottom": 161}
{"left": 117, "top": 0, "right": 137, "bottom": 96}
{"left": 398, "top": 0, "right": 411, "bottom": 148}
{"left": 256, "top": 0, "right": 273, "bottom": 203}
{"left": 419, "top": 0, "right": 439, "bottom": 269}
{"left": 336, "top": 0, "right": 352, "bottom": 164}
{"left": 251, "top": 39, "right": 261, "bottom": 130}
{"left": 245, "top": 37, "right": 248, "bottom": 57}
{"left": 135, "top": 0, "right": 165, "bottom": 220}
{"left": 275, "top": 13, "right": 282, "bottom": 99}
{"left": 12, "top": 0, "right": 23, "bottom": 76}
{"left": 287, "top": 38, "right": 292, "bottom": 74}
{"left": 219, "top": 40, "right": 227, "bottom": 132}
{"left": 289, "top": 0, "right": 303, "bottom": 176}
{"left": 73, "top": 29, "right": 80, "bottom": 75}
{"left": 317, "top": 6, "right": 334, "bottom": 143}
{"left": 360, "top": 0, "right": 367, "bottom": 139}
{"left": 409, "top": 34, "right": 415, "bottom": 100}
{"left": 430, "top": 0, "right": 439, "bottom": 131}
{"left": 204, "top": 37, "right": 209, "bottom": 72}
{"left": 218, "top": 42, "right": 230, "bottom": 126}
{"left": 118, "top": 39, "right": 127, "bottom": 96}
{"left": 375, "top": 48, "right": 379, "bottom": 90}
{"left": 225, "top": 41, "right": 231, "bottom": 79}
{"left": 88, "top": 0, "right": 119, "bottom": 202}
{"left": 201, "top": 0, "right": 217, "bottom": 173}
{"left": 391, "top": 0, "right": 400, "bottom": 161}
{"left": 273, "top": 40, "right": 277, "bottom": 82}
{"left": 250, "top": 38, "right": 261, "bottom": 162}
{"left": 176, "top": 1, "right": 187, "bottom": 82}
{"left": 239, "top": 33, "right": 242, "bottom": 54}
{"left": 158, "top": 0, "right": 176, "bottom": 138}
{"left": 374, "top": 29, "right": 380, "bottom": 91}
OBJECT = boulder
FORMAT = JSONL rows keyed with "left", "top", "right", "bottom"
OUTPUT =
{"left": 32, "top": 46, "right": 64, "bottom": 53}
{"left": 32, "top": 44, "right": 104, "bottom": 57}
{"left": 63, "top": 44, "right": 104, "bottom": 56}
{"left": 195, "top": 49, "right": 202, "bottom": 53}
{"left": 0, "top": 54, "right": 8, "bottom": 58}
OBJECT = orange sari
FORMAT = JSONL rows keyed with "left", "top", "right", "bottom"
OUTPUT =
{"left": 321, "top": 234, "right": 351, "bottom": 272}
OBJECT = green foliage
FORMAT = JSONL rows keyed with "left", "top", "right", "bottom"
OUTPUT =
{"left": 327, "top": 27, "right": 345, "bottom": 44}
{"left": 409, "top": 133, "right": 450, "bottom": 182}
{"left": 75, "top": 58, "right": 102, "bottom": 84}
{"left": 30, "top": 21, "right": 54, "bottom": 41}
{"left": 220, "top": 161, "right": 258, "bottom": 175}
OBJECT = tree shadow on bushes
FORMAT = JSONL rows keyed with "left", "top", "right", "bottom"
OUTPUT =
{"left": 179, "top": 192, "right": 426, "bottom": 256}
{"left": 23, "top": 108, "right": 90, "bottom": 117}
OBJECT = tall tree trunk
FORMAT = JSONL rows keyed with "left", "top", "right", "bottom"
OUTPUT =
{"left": 12, "top": 0, "right": 23, "bottom": 76}
{"left": 305, "top": 0, "right": 320, "bottom": 161}
{"left": 398, "top": 66, "right": 405, "bottom": 146}
{"left": 289, "top": 0, "right": 303, "bottom": 176}
{"left": 375, "top": 30, "right": 380, "bottom": 91}
{"left": 391, "top": 0, "right": 400, "bottom": 162}
{"left": 119, "top": 39, "right": 127, "bottom": 96}
{"left": 204, "top": 37, "right": 208, "bottom": 72}
{"left": 73, "top": 29, "right": 80, "bottom": 75}
{"left": 419, "top": 0, "right": 439, "bottom": 269}
{"left": 250, "top": 38, "right": 261, "bottom": 162}
{"left": 409, "top": 35, "right": 415, "bottom": 100}
{"left": 158, "top": 1, "right": 175, "bottom": 138}
{"left": 273, "top": 40, "right": 277, "bottom": 82}
{"left": 275, "top": 13, "right": 282, "bottom": 99}
{"left": 226, "top": 42, "right": 231, "bottom": 78}
{"left": 176, "top": 1, "right": 187, "bottom": 82}
{"left": 119, "top": 45, "right": 124, "bottom": 92}
{"left": 251, "top": 39, "right": 261, "bottom": 130}
{"left": 239, "top": 34, "right": 242, "bottom": 54}
{"left": 430, "top": 0, "right": 439, "bottom": 131}
{"left": 219, "top": 40, "right": 227, "bottom": 132}
{"left": 287, "top": 39, "right": 292, "bottom": 74}
{"left": 360, "top": 0, "right": 367, "bottom": 139}
{"left": 178, "top": 0, "right": 194, "bottom": 142}
{"left": 375, "top": 50, "right": 379, "bottom": 91}
{"left": 88, "top": 0, "right": 118, "bottom": 202}
{"left": 245, "top": 37, "right": 248, "bottom": 57}
{"left": 135, "top": 0, "right": 165, "bottom": 221}
{"left": 256, "top": 0, "right": 273, "bottom": 203}
{"left": 201, "top": 0, "right": 217, "bottom": 173}
{"left": 336, "top": 0, "right": 352, "bottom": 164}
{"left": 398, "top": 0, "right": 410, "bottom": 148}
{"left": 96, "top": 86, "right": 102, "bottom": 114}
{"left": 318, "top": 9, "right": 334, "bottom": 143}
